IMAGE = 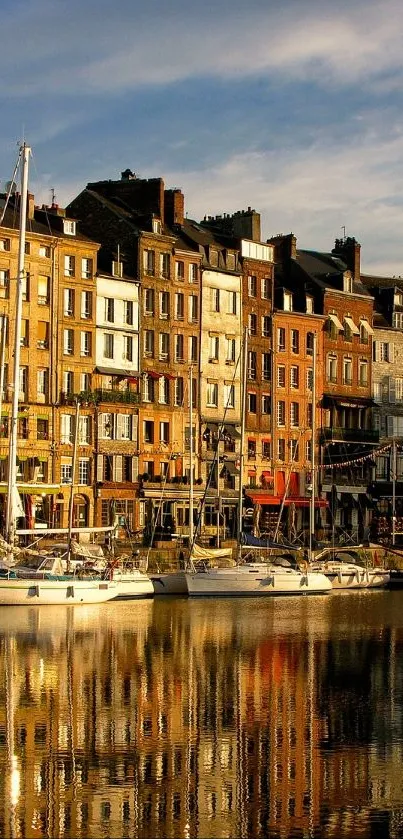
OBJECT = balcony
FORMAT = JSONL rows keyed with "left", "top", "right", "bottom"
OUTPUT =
{"left": 60, "top": 389, "right": 140, "bottom": 406}
{"left": 321, "top": 426, "right": 379, "bottom": 444}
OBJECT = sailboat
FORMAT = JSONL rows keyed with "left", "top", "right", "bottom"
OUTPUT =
{"left": 0, "top": 144, "right": 120, "bottom": 605}
{"left": 185, "top": 328, "right": 332, "bottom": 596}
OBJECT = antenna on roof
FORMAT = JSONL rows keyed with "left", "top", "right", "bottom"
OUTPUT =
{"left": 341, "top": 225, "right": 346, "bottom": 241}
{"left": 50, "top": 187, "right": 56, "bottom": 205}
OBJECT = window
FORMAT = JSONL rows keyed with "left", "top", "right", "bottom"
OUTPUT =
{"left": 144, "top": 330, "right": 154, "bottom": 357}
{"left": 159, "top": 376, "right": 170, "bottom": 405}
{"left": 277, "top": 439, "right": 286, "bottom": 461}
{"left": 327, "top": 355, "right": 337, "bottom": 383}
{"left": 306, "top": 403, "right": 313, "bottom": 428}
{"left": 262, "top": 394, "right": 271, "bottom": 414}
{"left": 189, "top": 336, "right": 198, "bottom": 363}
{"left": 209, "top": 335, "right": 219, "bottom": 361}
{"left": 79, "top": 416, "right": 91, "bottom": 445}
{"left": 99, "top": 413, "right": 113, "bottom": 439}
{"left": 283, "top": 291, "right": 293, "bottom": 311}
{"left": 189, "top": 263, "right": 198, "bottom": 284}
{"left": 20, "top": 319, "right": 29, "bottom": 347}
{"left": 80, "top": 331, "right": 91, "bottom": 357}
{"left": 175, "top": 261, "right": 185, "bottom": 280}
{"left": 143, "top": 249, "right": 155, "bottom": 276}
{"left": 160, "top": 291, "right": 170, "bottom": 319}
{"left": 224, "top": 384, "right": 235, "bottom": 409}
{"left": 377, "top": 342, "right": 392, "bottom": 362}
{"left": 262, "top": 440, "right": 271, "bottom": 459}
{"left": 63, "top": 329, "right": 74, "bottom": 355}
{"left": 189, "top": 295, "right": 198, "bottom": 322}
{"left": 343, "top": 320, "right": 353, "bottom": 342}
{"left": 78, "top": 458, "right": 90, "bottom": 485}
{"left": 290, "top": 402, "right": 299, "bottom": 427}
{"left": 248, "top": 275, "right": 257, "bottom": 297}
{"left": 290, "top": 366, "right": 299, "bottom": 389}
{"left": 248, "top": 392, "right": 257, "bottom": 413}
{"left": 262, "top": 352, "right": 271, "bottom": 381}
{"left": 120, "top": 415, "right": 132, "bottom": 441}
{"left": 81, "top": 291, "right": 92, "bottom": 319}
{"left": 64, "top": 255, "right": 75, "bottom": 277}
{"left": 144, "top": 421, "right": 154, "bottom": 443}
{"left": 277, "top": 365, "right": 286, "bottom": 387}
{"left": 306, "top": 439, "right": 312, "bottom": 462}
{"left": 290, "top": 439, "right": 299, "bottom": 461}
{"left": 143, "top": 375, "right": 154, "bottom": 403}
{"left": 249, "top": 313, "right": 257, "bottom": 336}
{"left": 175, "top": 377, "right": 184, "bottom": 406}
{"left": 262, "top": 277, "right": 271, "bottom": 299}
{"left": 159, "top": 332, "right": 169, "bottom": 360}
{"left": 262, "top": 316, "right": 271, "bottom": 338}
{"left": 226, "top": 337, "right": 236, "bottom": 363}
{"left": 396, "top": 378, "right": 403, "bottom": 402}
{"left": 64, "top": 288, "right": 74, "bottom": 316}
{"left": 37, "top": 275, "right": 49, "bottom": 305}
{"left": 160, "top": 253, "right": 170, "bottom": 279}
{"left": 81, "top": 258, "right": 92, "bottom": 279}
{"left": 343, "top": 357, "right": 352, "bottom": 385}
{"left": 61, "top": 414, "right": 74, "bottom": 444}
{"left": 37, "top": 369, "right": 49, "bottom": 398}
{"left": 306, "top": 295, "right": 314, "bottom": 314}
{"left": 277, "top": 327, "right": 286, "bottom": 352}
{"left": 39, "top": 244, "right": 50, "bottom": 258}
{"left": 22, "top": 272, "right": 29, "bottom": 301}
{"left": 80, "top": 373, "right": 90, "bottom": 393}
{"left": 228, "top": 291, "right": 237, "bottom": 314}
{"left": 104, "top": 333, "right": 114, "bottom": 359}
{"left": 248, "top": 440, "right": 256, "bottom": 460}
{"left": 175, "top": 333, "right": 184, "bottom": 362}
{"left": 291, "top": 329, "right": 299, "bottom": 354}
{"left": 343, "top": 273, "right": 353, "bottom": 293}
{"left": 393, "top": 313, "right": 403, "bottom": 329}
{"left": 212, "top": 288, "right": 220, "bottom": 312}
{"left": 124, "top": 300, "right": 133, "bottom": 325}
{"left": 358, "top": 360, "right": 368, "bottom": 386}
{"left": 306, "top": 332, "right": 314, "bottom": 356}
{"left": 144, "top": 288, "right": 154, "bottom": 315}
{"left": 19, "top": 367, "right": 27, "bottom": 398}
{"left": 61, "top": 461, "right": 72, "bottom": 484}
{"left": 37, "top": 418, "right": 49, "bottom": 440}
{"left": 63, "top": 371, "right": 73, "bottom": 395}
{"left": 0, "top": 269, "right": 10, "bottom": 295}
{"left": 175, "top": 292, "right": 184, "bottom": 320}
{"left": 123, "top": 335, "right": 133, "bottom": 362}
{"left": 207, "top": 382, "right": 218, "bottom": 407}
{"left": 63, "top": 220, "right": 76, "bottom": 236}
{"left": 160, "top": 421, "right": 170, "bottom": 444}
{"left": 277, "top": 401, "right": 285, "bottom": 426}
{"left": 0, "top": 238, "right": 10, "bottom": 251}
{"left": 37, "top": 321, "right": 49, "bottom": 350}
{"left": 248, "top": 351, "right": 257, "bottom": 379}
{"left": 105, "top": 298, "right": 114, "bottom": 323}
{"left": 306, "top": 368, "right": 313, "bottom": 391}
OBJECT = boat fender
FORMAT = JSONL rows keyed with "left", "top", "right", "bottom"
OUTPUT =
{"left": 338, "top": 571, "right": 343, "bottom": 585}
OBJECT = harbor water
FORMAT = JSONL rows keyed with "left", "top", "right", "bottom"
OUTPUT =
{"left": 1, "top": 591, "right": 403, "bottom": 838}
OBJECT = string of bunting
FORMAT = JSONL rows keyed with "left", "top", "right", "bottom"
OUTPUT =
{"left": 318, "top": 443, "right": 403, "bottom": 470}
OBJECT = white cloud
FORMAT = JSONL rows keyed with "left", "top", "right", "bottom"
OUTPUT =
{"left": 2, "top": 0, "right": 403, "bottom": 96}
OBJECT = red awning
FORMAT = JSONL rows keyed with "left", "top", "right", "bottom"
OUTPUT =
{"left": 246, "top": 492, "right": 282, "bottom": 505}
{"left": 284, "top": 497, "right": 328, "bottom": 508}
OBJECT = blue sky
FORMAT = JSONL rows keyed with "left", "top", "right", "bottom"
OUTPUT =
{"left": 2, "top": 0, "right": 403, "bottom": 273}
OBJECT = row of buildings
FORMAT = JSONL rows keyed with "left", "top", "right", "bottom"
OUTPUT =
{"left": 0, "top": 167, "right": 401, "bottom": 544}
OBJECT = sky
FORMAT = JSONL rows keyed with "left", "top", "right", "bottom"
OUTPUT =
{"left": 1, "top": 0, "right": 403, "bottom": 274}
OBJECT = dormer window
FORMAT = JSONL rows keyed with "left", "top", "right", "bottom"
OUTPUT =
{"left": 306, "top": 295, "right": 314, "bottom": 314}
{"left": 152, "top": 218, "right": 162, "bottom": 235}
{"left": 112, "top": 261, "right": 123, "bottom": 278}
{"left": 394, "top": 291, "right": 403, "bottom": 307}
{"left": 343, "top": 272, "right": 352, "bottom": 293}
{"left": 63, "top": 219, "right": 76, "bottom": 236}
{"left": 283, "top": 291, "right": 293, "bottom": 311}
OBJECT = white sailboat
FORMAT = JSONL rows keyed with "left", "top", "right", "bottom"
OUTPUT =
{"left": 310, "top": 548, "right": 390, "bottom": 590}
{"left": 185, "top": 328, "right": 332, "bottom": 597}
{"left": 0, "top": 144, "right": 120, "bottom": 605}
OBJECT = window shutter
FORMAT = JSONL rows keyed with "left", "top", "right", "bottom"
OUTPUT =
{"left": 131, "top": 414, "right": 138, "bottom": 443}
{"left": 114, "top": 455, "right": 123, "bottom": 482}
{"left": 98, "top": 413, "right": 105, "bottom": 437}
{"left": 389, "top": 343, "right": 395, "bottom": 363}
{"left": 115, "top": 413, "right": 123, "bottom": 440}
{"left": 387, "top": 416, "right": 395, "bottom": 437}
{"left": 97, "top": 454, "right": 104, "bottom": 482}
{"left": 389, "top": 377, "right": 396, "bottom": 404}
{"left": 373, "top": 341, "right": 379, "bottom": 362}
{"left": 132, "top": 456, "right": 139, "bottom": 481}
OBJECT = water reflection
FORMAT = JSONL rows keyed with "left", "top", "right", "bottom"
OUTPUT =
{"left": 1, "top": 593, "right": 403, "bottom": 838}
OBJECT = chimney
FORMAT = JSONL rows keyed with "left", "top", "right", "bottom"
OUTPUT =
{"left": 164, "top": 188, "right": 185, "bottom": 227}
{"left": 267, "top": 233, "right": 297, "bottom": 262}
{"left": 27, "top": 192, "right": 35, "bottom": 220}
{"left": 332, "top": 236, "right": 361, "bottom": 281}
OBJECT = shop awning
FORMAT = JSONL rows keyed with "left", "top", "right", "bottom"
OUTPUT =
{"left": 360, "top": 319, "right": 374, "bottom": 336}
{"left": 328, "top": 313, "right": 344, "bottom": 331}
{"left": 284, "top": 497, "right": 328, "bottom": 508}
{"left": 246, "top": 492, "right": 282, "bottom": 505}
{"left": 344, "top": 316, "right": 360, "bottom": 335}
{"left": 96, "top": 366, "right": 139, "bottom": 377}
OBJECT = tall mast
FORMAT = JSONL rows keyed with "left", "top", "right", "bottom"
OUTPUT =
{"left": 67, "top": 400, "right": 80, "bottom": 572}
{"left": 309, "top": 331, "right": 317, "bottom": 563}
{"left": 189, "top": 365, "right": 194, "bottom": 544}
{"left": 6, "top": 144, "right": 30, "bottom": 544}
{"left": 237, "top": 326, "right": 248, "bottom": 558}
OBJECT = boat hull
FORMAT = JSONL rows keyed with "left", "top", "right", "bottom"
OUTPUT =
{"left": 150, "top": 572, "right": 188, "bottom": 595}
{"left": 110, "top": 571, "right": 154, "bottom": 600}
{"left": 312, "top": 563, "right": 390, "bottom": 590}
{"left": 185, "top": 565, "right": 332, "bottom": 596}
{"left": 0, "top": 578, "right": 119, "bottom": 606}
